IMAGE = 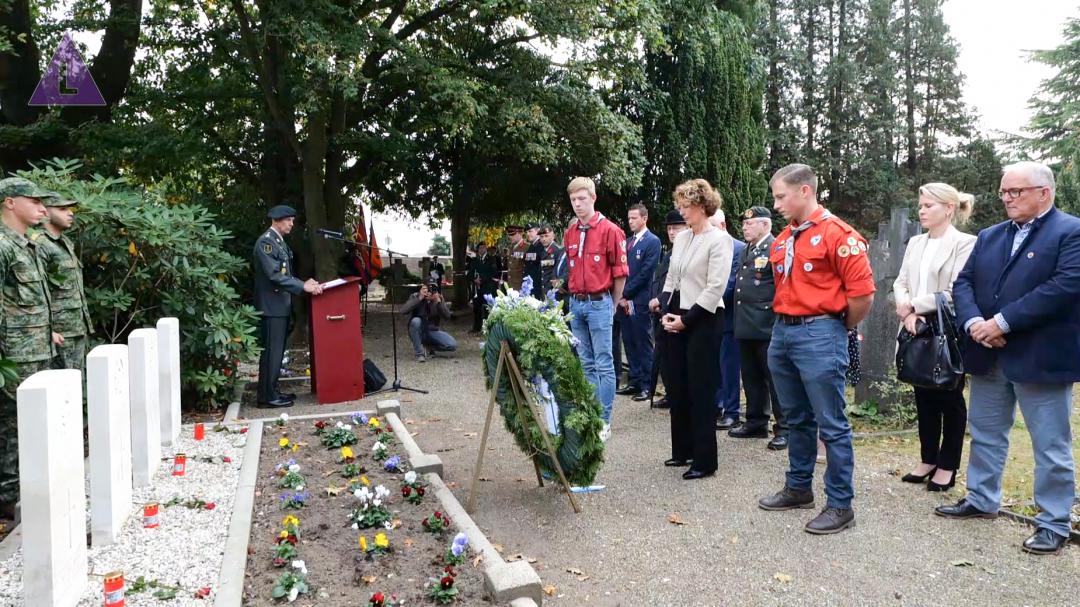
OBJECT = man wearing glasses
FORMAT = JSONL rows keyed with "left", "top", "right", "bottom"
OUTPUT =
{"left": 938, "top": 161, "right": 1080, "bottom": 555}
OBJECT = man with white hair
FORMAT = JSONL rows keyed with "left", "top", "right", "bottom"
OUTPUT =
{"left": 710, "top": 208, "right": 744, "bottom": 430}
{"left": 937, "top": 161, "right": 1080, "bottom": 555}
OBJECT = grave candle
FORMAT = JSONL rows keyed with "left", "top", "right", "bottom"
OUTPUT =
{"left": 143, "top": 503, "right": 160, "bottom": 528}
{"left": 172, "top": 453, "right": 187, "bottom": 476}
{"left": 103, "top": 571, "right": 125, "bottom": 607}
{"left": 194, "top": 423, "right": 205, "bottom": 440}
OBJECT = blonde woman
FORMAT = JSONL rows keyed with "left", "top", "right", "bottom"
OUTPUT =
{"left": 893, "top": 183, "right": 976, "bottom": 491}
{"left": 653, "top": 179, "right": 733, "bottom": 480}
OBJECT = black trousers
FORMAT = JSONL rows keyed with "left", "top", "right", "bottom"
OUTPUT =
{"left": 471, "top": 293, "right": 490, "bottom": 331}
{"left": 663, "top": 311, "right": 722, "bottom": 473}
{"left": 650, "top": 315, "right": 664, "bottom": 396}
{"left": 257, "top": 315, "right": 289, "bottom": 403}
{"left": 914, "top": 384, "right": 967, "bottom": 470}
{"left": 739, "top": 338, "right": 787, "bottom": 434}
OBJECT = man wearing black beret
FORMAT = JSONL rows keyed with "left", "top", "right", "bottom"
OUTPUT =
{"left": 253, "top": 205, "right": 322, "bottom": 408}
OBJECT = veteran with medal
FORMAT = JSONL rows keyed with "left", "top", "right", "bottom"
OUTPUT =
{"left": 253, "top": 205, "right": 322, "bottom": 409}
{"left": 729, "top": 206, "right": 788, "bottom": 449}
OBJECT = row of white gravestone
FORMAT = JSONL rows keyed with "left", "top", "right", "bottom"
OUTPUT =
{"left": 16, "top": 317, "right": 182, "bottom": 607}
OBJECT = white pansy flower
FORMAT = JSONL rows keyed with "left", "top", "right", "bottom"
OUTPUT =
{"left": 384, "top": 521, "right": 394, "bottom": 529}
{"left": 288, "top": 464, "right": 300, "bottom": 473}
{"left": 287, "top": 586, "right": 299, "bottom": 602}
{"left": 296, "top": 485, "right": 304, "bottom": 491}
{"left": 375, "top": 485, "right": 390, "bottom": 499}
{"left": 372, "top": 442, "right": 386, "bottom": 453}
{"left": 404, "top": 471, "right": 417, "bottom": 484}
{"left": 335, "top": 421, "right": 344, "bottom": 428}
{"left": 291, "top": 559, "right": 307, "bottom": 574}
{"left": 343, "top": 423, "right": 352, "bottom": 431}
{"left": 279, "top": 413, "right": 289, "bottom": 422}
{"left": 373, "top": 499, "right": 382, "bottom": 507}
{"left": 351, "top": 522, "right": 359, "bottom": 529}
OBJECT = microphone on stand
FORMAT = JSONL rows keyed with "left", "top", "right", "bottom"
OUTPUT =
{"left": 316, "top": 228, "right": 344, "bottom": 239}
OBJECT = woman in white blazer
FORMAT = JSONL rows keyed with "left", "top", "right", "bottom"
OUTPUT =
{"left": 893, "top": 182, "right": 976, "bottom": 491}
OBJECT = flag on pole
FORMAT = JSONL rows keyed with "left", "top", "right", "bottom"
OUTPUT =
{"left": 352, "top": 207, "right": 383, "bottom": 284}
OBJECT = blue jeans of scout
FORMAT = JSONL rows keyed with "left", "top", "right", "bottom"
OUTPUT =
{"left": 965, "top": 364, "right": 1075, "bottom": 538}
{"left": 570, "top": 295, "right": 616, "bottom": 422}
{"left": 407, "top": 317, "right": 458, "bottom": 356}
{"left": 768, "top": 317, "right": 855, "bottom": 509}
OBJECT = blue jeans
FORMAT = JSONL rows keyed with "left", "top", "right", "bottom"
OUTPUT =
{"left": 407, "top": 317, "right": 457, "bottom": 356}
{"left": 715, "top": 331, "right": 741, "bottom": 418}
{"left": 768, "top": 318, "right": 855, "bottom": 509}
{"left": 570, "top": 295, "right": 616, "bottom": 422}
{"left": 619, "top": 304, "right": 654, "bottom": 392}
{"left": 965, "top": 365, "right": 1075, "bottom": 538}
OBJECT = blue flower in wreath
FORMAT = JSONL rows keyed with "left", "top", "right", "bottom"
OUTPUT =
{"left": 520, "top": 275, "right": 534, "bottom": 297}
{"left": 484, "top": 294, "right": 496, "bottom": 307}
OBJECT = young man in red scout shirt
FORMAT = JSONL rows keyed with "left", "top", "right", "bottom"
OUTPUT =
{"left": 563, "top": 177, "right": 629, "bottom": 442}
{"left": 757, "top": 164, "right": 875, "bottom": 534}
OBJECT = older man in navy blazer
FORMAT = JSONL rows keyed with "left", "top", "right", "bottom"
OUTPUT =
{"left": 616, "top": 203, "right": 662, "bottom": 401}
{"left": 937, "top": 161, "right": 1080, "bottom": 555}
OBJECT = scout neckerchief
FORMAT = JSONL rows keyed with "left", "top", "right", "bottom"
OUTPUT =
{"left": 783, "top": 207, "right": 831, "bottom": 281}
{"left": 575, "top": 212, "right": 606, "bottom": 259}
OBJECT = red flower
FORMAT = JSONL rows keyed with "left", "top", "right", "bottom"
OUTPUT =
{"left": 434, "top": 511, "right": 442, "bottom": 518}
{"left": 443, "top": 565, "right": 456, "bottom": 576}
{"left": 401, "top": 486, "right": 411, "bottom": 498}
{"left": 204, "top": 502, "right": 216, "bottom": 510}
{"left": 194, "top": 587, "right": 211, "bottom": 599}
{"left": 223, "top": 368, "right": 232, "bottom": 377}
{"left": 272, "top": 557, "right": 286, "bottom": 567}
{"left": 314, "top": 420, "right": 327, "bottom": 429}
{"left": 223, "top": 456, "right": 232, "bottom": 463}
{"left": 239, "top": 427, "right": 249, "bottom": 434}
{"left": 417, "top": 486, "right": 425, "bottom": 496}
{"left": 370, "top": 591, "right": 385, "bottom": 606}
{"left": 440, "top": 575, "right": 454, "bottom": 589}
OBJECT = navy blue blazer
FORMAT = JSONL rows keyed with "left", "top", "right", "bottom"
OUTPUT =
{"left": 721, "top": 239, "right": 746, "bottom": 333}
{"left": 953, "top": 206, "right": 1080, "bottom": 383}
{"left": 623, "top": 230, "right": 661, "bottom": 306}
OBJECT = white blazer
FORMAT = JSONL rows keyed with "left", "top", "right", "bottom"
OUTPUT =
{"left": 893, "top": 224, "right": 976, "bottom": 314}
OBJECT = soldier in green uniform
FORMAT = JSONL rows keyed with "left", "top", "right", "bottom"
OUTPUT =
{"left": 0, "top": 177, "right": 57, "bottom": 519}
{"left": 728, "top": 205, "right": 788, "bottom": 450}
{"left": 35, "top": 193, "right": 92, "bottom": 371}
{"left": 253, "top": 205, "right": 322, "bottom": 409}
{"left": 505, "top": 224, "right": 527, "bottom": 290}
{"left": 538, "top": 224, "right": 563, "bottom": 296}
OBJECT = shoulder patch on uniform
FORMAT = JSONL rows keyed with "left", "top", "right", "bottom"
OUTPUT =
{"left": 29, "top": 232, "right": 41, "bottom": 241}
{"left": 262, "top": 243, "right": 273, "bottom": 254}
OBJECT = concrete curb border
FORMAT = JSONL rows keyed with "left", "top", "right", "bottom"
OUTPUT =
{"left": 215, "top": 420, "right": 264, "bottom": 607}
{"left": 999, "top": 499, "right": 1080, "bottom": 545}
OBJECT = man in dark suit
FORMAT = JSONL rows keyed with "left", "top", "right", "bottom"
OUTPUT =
{"left": 616, "top": 204, "right": 662, "bottom": 401}
{"left": 729, "top": 206, "right": 788, "bottom": 450}
{"left": 648, "top": 210, "right": 689, "bottom": 408}
{"left": 468, "top": 242, "right": 500, "bottom": 332}
{"left": 538, "top": 224, "right": 563, "bottom": 297}
{"left": 937, "top": 161, "right": 1080, "bottom": 555}
{"left": 711, "top": 210, "right": 746, "bottom": 429}
{"left": 253, "top": 205, "right": 322, "bottom": 408}
{"left": 524, "top": 222, "right": 545, "bottom": 299}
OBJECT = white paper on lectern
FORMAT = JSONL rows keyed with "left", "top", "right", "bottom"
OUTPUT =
{"left": 320, "top": 278, "right": 348, "bottom": 290}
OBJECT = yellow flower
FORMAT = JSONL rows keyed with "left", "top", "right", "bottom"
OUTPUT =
{"left": 340, "top": 446, "right": 354, "bottom": 460}
{"left": 360, "top": 475, "right": 370, "bottom": 486}
{"left": 359, "top": 536, "right": 368, "bottom": 551}
{"left": 368, "top": 417, "right": 380, "bottom": 429}
{"left": 279, "top": 530, "right": 288, "bottom": 539}
{"left": 278, "top": 437, "right": 289, "bottom": 448}
{"left": 374, "top": 533, "right": 389, "bottom": 549}
{"left": 281, "top": 515, "right": 300, "bottom": 527}
{"left": 291, "top": 443, "right": 299, "bottom": 452}
{"left": 128, "top": 241, "right": 138, "bottom": 256}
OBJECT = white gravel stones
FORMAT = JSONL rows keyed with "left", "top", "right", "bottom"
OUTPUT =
{"left": 0, "top": 423, "right": 246, "bottom": 607}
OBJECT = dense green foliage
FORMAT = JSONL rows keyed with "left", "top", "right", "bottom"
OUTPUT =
{"left": 22, "top": 160, "right": 260, "bottom": 409}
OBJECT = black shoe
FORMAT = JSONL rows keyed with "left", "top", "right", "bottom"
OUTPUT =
{"left": 1022, "top": 528, "right": 1069, "bottom": 555}
{"left": 767, "top": 435, "right": 789, "bottom": 450}
{"left": 257, "top": 398, "right": 294, "bottom": 409}
{"left": 934, "top": 498, "right": 998, "bottom": 520}
{"left": 715, "top": 416, "right": 737, "bottom": 430}
{"left": 902, "top": 467, "right": 936, "bottom": 483}
{"left": 616, "top": 384, "right": 640, "bottom": 396}
{"left": 653, "top": 397, "right": 670, "bottom": 409}
{"left": 804, "top": 506, "right": 856, "bottom": 535}
{"left": 729, "top": 424, "right": 768, "bottom": 439}
{"left": 631, "top": 391, "right": 650, "bottom": 402}
{"left": 682, "top": 469, "right": 714, "bottom": 480}
{"left": 278, "top": 392, "right": 297, "bottom": 401}
{"left": 927, "top": 470, "right": 956, "bottom": 492}
{"left": 664, "top": 458, "right": 692, "bottom": 467}
{"left": 758, "top": 486, "right": 815, "bottom": 511}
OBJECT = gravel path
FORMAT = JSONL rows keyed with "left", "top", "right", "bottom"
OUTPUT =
{"left": 242, "top": 302, "right": 1080, "bottom": 606}
{"left": 0, "top": 424, "right": 246, "bottom": 606}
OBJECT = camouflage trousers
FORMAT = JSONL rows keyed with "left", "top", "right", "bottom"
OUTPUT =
{"left": 58, "top": 334, "right": 89, "bottom": 372}
{"left": 0, "top": 358, "right": 59, "bottom": 504}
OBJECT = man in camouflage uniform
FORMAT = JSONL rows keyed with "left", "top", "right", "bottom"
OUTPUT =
{"left": 0, "top": 177, "right": 57, "bottom": 519}
{"left": 34, "top": 193, "right": 92, "bottom": 371}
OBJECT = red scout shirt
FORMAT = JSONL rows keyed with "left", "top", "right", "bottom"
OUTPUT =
{"left": 769, "top": 206, "right": 875, "bottom": 316}
{"left": 564, "top": 212, "right": 629, "bottom": 294}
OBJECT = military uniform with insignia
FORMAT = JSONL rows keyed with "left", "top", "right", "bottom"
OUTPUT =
{"left": 540, "top": 240, "right": 563, "bottom": 294}
{"left": 0, "top": 177, "right": 55, "bottom": 511}
{"left": 253, "top": 205, "right": 308, "bottom": 408}
{"left": 35, "top": 193, "right": 92, "bottom": 371}
{"left": 506, "top": 225, "right": 527, "bottom": 290}
{"left": 730, "top": 206, "right": 787, "bottom": 443}
{"left": 524, "top": 223, "right": 545, "bottom": 299}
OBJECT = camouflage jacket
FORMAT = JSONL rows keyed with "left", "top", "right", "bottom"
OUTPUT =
{"left": 33, "top": 229, "right": 92, "bottom": 337}
{"left": 0, "top": 223, "right": 55, "bottom": 363}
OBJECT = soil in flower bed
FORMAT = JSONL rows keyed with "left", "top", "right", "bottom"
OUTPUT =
{"left": 243, "top": 416, "right": 490, "bottom": 606}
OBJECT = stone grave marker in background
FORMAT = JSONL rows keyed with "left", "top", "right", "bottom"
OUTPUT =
{"left": 156, "top": 318, "right": 181, "bottom": 446}
{"left": 128, "top": 328, "right": 160, "bottom": 487}
{"left": 88, "top": 344, "right": 132, "bottom": 546}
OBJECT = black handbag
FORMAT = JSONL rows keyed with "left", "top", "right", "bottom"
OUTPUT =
{"left": 895, "top": 293, "right": 964, "bottom": 390}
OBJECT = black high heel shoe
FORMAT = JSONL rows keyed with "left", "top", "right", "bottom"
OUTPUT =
{"left": 927, "top": 470, "right": 956, "bottom": 492}
{"left": 901, "top": 467, "right": 936, "bottom": 483}
{"left": 664, "top": 458, "right": 692, "bottom": 467}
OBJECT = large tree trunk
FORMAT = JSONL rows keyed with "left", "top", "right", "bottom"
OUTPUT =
{"left": 450, "top": 183, "right": 472, "bottom": 311}
{"left": 0, "top": 0, "right": 42, "bottom": 127}
{"left": 765, "top": 0, "right": 783, "bottom": 171}
{"left": 801, "top": 1, "right": 818, "bottom": 156}
{"left": 903, "top": 0, "right": 917, "bottom": 176}
{"left": 60, "top": 0, "right": 143, "bottom": 126}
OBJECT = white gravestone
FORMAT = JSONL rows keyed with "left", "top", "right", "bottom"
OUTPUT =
{"left": 156, "top": 318, "right": 181, "bottom": 446}
{"left": 88, "top": 344, "right": 132, "bottom": 546}
{"left": 128, "top": 328, "right": 160, "bottom": 487}
{"left": 17, "top": 369, "right": 88, "bottom": 607}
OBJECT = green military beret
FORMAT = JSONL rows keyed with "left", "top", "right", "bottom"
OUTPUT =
{"left": 742, "top": 206, "right": 773, "bottom": 220}
{"left": 0, "top": 177, "right": 51, "bottom": 199}
{"left": 267, "top": 204, "right": 297, "bottom": 220}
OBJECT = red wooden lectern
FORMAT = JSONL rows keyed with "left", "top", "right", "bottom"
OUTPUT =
{"left": 309, "top": 276, "right": 365, "bottom": 404}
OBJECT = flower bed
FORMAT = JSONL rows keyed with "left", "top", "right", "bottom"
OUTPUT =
{"left": 243, "top": 413, "right": 488, "bottom": 605}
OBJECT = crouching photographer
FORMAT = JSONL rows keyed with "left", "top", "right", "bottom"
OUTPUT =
{"left": 401, "top": 283, "right": 457, "bottom": 362}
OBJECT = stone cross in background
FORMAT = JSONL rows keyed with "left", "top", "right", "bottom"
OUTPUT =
{"left": 856, "top": 207, "right": 921, "bottom": 409}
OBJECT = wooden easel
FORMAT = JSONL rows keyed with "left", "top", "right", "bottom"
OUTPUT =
{"left": 466, "top": 341, "right": 581, "bottom": 514}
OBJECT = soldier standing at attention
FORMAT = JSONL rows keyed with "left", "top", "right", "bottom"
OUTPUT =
{"left": 524, "top": 222, "right": 545, "bottom": 299}
{"left": 468, "top": 242, "right": 500, "bottom": 333}
{"left": 253, "top": 205, "right": 322, "bottom": 409}
{"left": 0, "top": 177, "right": 58, "bottom": 520}
{"left": 505, "top": 224, "right": 527, "bottom": 290}
{"left": 538, "top": 224, "right": 563, "bottom": 294}
{"left": 35, "top": 193, "right": 92, "bottom": 371}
